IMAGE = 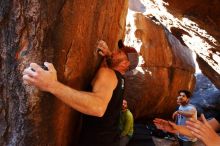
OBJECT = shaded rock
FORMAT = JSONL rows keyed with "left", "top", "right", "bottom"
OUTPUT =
{"left": 196, "top": 55, "right": 220, "bottom": 90}
{"left": 191, "top": 73, "right": 220, "bottom": 118}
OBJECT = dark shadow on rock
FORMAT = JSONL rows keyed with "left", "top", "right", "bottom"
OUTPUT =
{"left": 128, "top": 123, "right": 155, "bottom": 146}
{"left": 127, "top": 122, "right": 176, "bottom": 146}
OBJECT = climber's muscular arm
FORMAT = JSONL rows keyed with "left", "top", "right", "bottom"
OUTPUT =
{"left": 23, "top": 62, "right": 117, "bottom": 117}
{"left": 50, "top": 67, "right": 117, "bottom": 117}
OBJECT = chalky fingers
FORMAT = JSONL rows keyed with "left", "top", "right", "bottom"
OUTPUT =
{"left": 23, "top": 67, "right": 37, "bottom": 77}
{"left": 23, "top": 74, "right": 36, "bottom": 85}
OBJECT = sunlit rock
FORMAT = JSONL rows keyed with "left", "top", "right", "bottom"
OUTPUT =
{"left": 139, "top": 0, "right": 220, "bottom": 89}
{"left": 124, "top": 12, "right": 195, "bottom": 120}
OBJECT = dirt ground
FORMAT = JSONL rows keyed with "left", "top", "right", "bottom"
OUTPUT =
{"left": 153, "top": 137, "right": 205, "bottom": 146}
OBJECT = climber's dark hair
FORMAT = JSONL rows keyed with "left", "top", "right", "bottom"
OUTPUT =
{"left": 178, "top": 90, "right": 192, "bottom": 98}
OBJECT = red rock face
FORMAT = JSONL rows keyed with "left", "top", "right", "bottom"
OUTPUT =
{"left": 136, "top": 0, "right": 220, "bottom": 89}
{"left": 0, "top": 0, "right": 128, "bottom": 145}
{"left": 125, "top": 0, "right": 220, "bottom": 119}
{"left": 1, "top": 0, "right": 219, "bottom": 145}
{"left": 124, "top": 13, "right": 195, "bottom": 120}
{"left": 163, "top": 0, "right": 220, "bottom": 89}
{"left": 164, "top": 0, "right": 220, "bottom": 40}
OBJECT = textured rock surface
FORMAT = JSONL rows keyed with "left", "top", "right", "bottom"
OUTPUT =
{"left": 163, "top": 0, "right": 220, "bottom": 89}
{"left": 1, "top": 0, "right": 220, "bottom": 145}
{"left": 196, "top": 55, "right": 220, "bottom": 89}
{"left": 138, "top": 0, "right": 220, "bottom": 89}
{"left": 191, "top": 73, "right": 220, "bottom": 118}
{"left": 164, "top": 0, "right": 220, "bottom": 41}
{"left": 124, "top": 13, "right": 195, "bottom": 120}
{"left": 0, "top": 0, "right": 128, "bottom": 145}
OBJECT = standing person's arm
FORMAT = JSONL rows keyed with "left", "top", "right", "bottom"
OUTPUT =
{"left": 177, "top": 109, "right": 196, "bottom": 118}
{"left": 172, "top": 111, "right": 178, "bottom": 120}
{"left": 23, "top": 62, "right": 117, "bottom": 117}
{"left": 186, "top": 114, "right": 220, "bottom": 146}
